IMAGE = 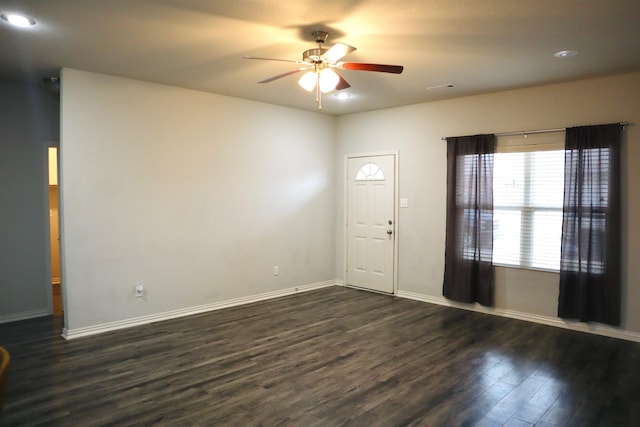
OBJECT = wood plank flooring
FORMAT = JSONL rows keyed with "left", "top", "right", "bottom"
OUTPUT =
{"left": 52, "top": 283, "right": 63, "bottom": 317}
{"left": 1, "top": 286, "right": 640, "bottom": 426}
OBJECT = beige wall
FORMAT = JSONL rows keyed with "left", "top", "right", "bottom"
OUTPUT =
{"left": 57, "top": 68, "right": 640, "bottom": 337}
{"left": 60, "top": 69, "right": 337, "bottom": 331}
{"left": 49, "top": 186, "right": 61, "bottom": 281}
{"left": 336, "top": 72, "right": 640, "bottom": 334}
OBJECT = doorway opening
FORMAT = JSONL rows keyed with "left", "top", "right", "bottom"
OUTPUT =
{"left": 48, "top": 146, "right": 63, "bottom": 316}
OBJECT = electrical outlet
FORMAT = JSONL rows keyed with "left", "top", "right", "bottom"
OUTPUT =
{"left": 135, "top": 284, "right": 144, "bottom": 298}
{"left": 273, "top": 266, "right": 279, "bottom": 276}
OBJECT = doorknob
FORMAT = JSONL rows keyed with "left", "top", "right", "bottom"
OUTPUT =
{"left": 387, "top": 229, "right": 393, "bottom": 235}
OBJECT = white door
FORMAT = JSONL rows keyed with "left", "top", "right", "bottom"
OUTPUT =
{"left": 347, "top": 155, "right": 395, "bottom": 293}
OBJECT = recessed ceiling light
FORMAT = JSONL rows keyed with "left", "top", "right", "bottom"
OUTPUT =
{"left": 554, "top": 50, "right": 578, "bottom": 58}
{"left": 1, "top": 13, "right": 36, "bottom": 28}
{"left": 334, "top": 92, "right": 352, "bottom": 100}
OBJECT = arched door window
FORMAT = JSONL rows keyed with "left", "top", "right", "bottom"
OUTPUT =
{"left": 355, "top": 162, "right": 385, "bottom": 181}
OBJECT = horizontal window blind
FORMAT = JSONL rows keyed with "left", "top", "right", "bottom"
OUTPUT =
{"left": 457, "top": 153, "right": 494, "bottom": 263}
{"left": 561, "top": 146, "right": 610, "bottom": 274}
{"left": 493, "top": 134, "right": 565, "bottom": 271}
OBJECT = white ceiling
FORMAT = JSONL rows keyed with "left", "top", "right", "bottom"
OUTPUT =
{"left": 1, "top": 0, "right": 639, "bottom": 115}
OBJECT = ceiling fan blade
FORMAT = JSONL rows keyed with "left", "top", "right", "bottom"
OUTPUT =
{"left": 323, "top": 43, "right": 357, "bottom": 63}
{"left": 243, "top": 56, "right": 304, "bottom": 64}
{"left": 340, "top": 62, "right": 404, "bottom": 74}
{"left": 258, "top": 68, "right": 307, "bottom": 84}
{"left": 335, "top": 74, "right": 351, "bottom": 90}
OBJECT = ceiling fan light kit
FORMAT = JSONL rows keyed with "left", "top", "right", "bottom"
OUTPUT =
{"left": 299, "top": 68, "right": 340, "bottom": 93}
{"left": 244, "top": 30, "right": 404, "bottom": 110}
{"left": 319, "top": 69, "right": 340, "bottom": 92}
{"left": 298, "top": 71, "right": 317, "bottom": 92}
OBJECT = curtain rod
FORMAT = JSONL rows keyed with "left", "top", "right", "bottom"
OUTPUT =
{"left": 440, "top": 122, "right": 632, "bottom": 141}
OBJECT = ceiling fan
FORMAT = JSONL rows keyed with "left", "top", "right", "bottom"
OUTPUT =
{"left": 243, "top": 31, "right": 404, "bottom": 110}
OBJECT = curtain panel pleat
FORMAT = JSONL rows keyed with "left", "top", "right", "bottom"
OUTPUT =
{"left": 443, "top": 134, "right": 496, "bottom": 306}
{"left": 558, "top": 124, "right": 622, "bottom": 326}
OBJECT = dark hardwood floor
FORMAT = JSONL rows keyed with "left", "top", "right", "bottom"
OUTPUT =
{"left": 52, "top": 283, "right": 63, "bottom": 317}
{"left": 1, "top": 286, "right": 639, "bottom": 426}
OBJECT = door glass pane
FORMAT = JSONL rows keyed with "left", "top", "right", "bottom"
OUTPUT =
{"left": 356, "top": 162, "right": 384, "bottom": 181}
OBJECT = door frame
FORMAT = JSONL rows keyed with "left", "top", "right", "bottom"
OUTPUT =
{"left": 44, "top": 141, "right": 64, "bottom": 322}
{"left": 343, "top": 150, "right": 399, "bottom": 295}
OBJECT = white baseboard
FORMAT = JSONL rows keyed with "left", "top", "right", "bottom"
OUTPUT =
{"left": 62, "top": 280, "right": 338, "bottom": 340}
{"left": 0, "top": 309, "right": 51, "bottom": 324}
{"left": 18, "top": 281, "right": 638, "bottom": 343}
{"left": 396, "top": 290, "right": 640, "bottom": 343}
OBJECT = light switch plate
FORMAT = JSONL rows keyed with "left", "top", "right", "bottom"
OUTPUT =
{"left": 400, "top": 198, "right": 409, "bottom": 208}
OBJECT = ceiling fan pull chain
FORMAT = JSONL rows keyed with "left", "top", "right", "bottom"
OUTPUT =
{"left": 316, "top": 73, "right": 322, "bottom": 110}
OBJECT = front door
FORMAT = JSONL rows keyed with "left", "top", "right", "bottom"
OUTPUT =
{"left": 346, "top": 154, "right": 396, "bottom": 293}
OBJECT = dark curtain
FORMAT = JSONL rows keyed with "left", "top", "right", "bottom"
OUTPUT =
{"left": 443, "top": 134, "right": 496, "bottom": 306}
{"left": 558, "top": 124, "right": 622, "bottom": 326}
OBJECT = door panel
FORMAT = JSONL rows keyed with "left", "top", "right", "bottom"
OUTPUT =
{"left": 347, "top": 155, "right": 395, "bottom": 293}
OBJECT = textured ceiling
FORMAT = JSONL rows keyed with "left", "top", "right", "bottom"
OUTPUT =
{"left": 1, "top": 0, "right": 639, "bottom": 115}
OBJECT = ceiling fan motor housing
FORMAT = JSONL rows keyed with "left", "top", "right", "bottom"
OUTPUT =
{"left": 303, "top": 48, "right": 329, "bottom": 63}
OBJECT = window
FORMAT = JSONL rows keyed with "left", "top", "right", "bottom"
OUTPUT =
{"left": 356, "top": 162, "right": 384, "bottom": 181}
{"left": 456, "top": 153, "right": 494, "bottom": 262}
{"left": 561, "top": 146, "right": 610, "bottom": 274}
{"left": 492, "top": 134, "right": 565, "bottom": 271}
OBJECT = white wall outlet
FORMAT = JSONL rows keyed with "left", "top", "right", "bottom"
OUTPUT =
{"left": 273, "top": 266, "right": 279, "bottom": 276}
{"left": 400, "top": 198, "right": 409, "bottom": 208}
{"left": 135, "top": 284, "right": 144, "bottom": 298}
